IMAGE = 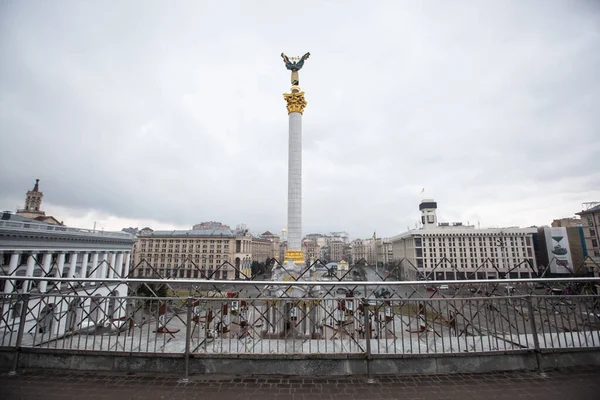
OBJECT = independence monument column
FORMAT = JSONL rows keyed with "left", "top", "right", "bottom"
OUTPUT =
{"left": 281, "top": 52, "right": 310, "bottom": 273}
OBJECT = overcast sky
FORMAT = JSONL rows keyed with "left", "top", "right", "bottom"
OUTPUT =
{"left": 1, "top": 1, "right": 599, "bottom": 238}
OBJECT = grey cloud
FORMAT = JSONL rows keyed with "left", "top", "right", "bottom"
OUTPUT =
{"left": 1, "top": 0, "right": 599, "bottom": 238}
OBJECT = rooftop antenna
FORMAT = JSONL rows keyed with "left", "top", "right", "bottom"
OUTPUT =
{"left": 93, "top": 221, "right": 97, "bottom": 232}
{"left": 478, "top": 221, "right": 481, "bottom": 229}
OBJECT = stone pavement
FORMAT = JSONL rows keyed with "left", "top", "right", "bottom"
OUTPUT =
{"left": 1, "top": 366, "right": 599, "bottom": 400}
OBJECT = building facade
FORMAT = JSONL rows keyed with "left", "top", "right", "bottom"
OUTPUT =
{"left": 390, "top": 199, "right": 538, "bottom": 280}
{"left": 551, "top": 218, "right": 582, "bottom": 228}
{"left": 256, "top": 231, "right": 281, "bottom": 261}
{"left": 0, "top": 213, "right": 135, "bottom": 341}
{"left": 535, "top": 226, "right": 589, "bottom": 275}
{"left": 376, "top": 239, "right": 393, "bottom": 266}
{"left": 133, "top": 227, "right": 253, "bottom": 280}
{"left": 329, "top": 240, "right": 347, "bottom": 263}
{"left": 350, "top": 238, "right": 375, "bottom": 264}
{"left": 301, "top": 239, "right": 320, "bottom": 262}
{"left": 576, "top": 203, "right": 600, "bottom": 263}
{"left": 1, "top": 213, "right": 135, "bottom": 289}
{"left": 251, "top": 236, "right": 272, "bottom": 264}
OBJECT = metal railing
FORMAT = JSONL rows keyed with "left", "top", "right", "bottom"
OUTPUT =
{"left": 1, "top": 278, "right": 599, "bottom": 353}
{"left": 2, "top": 259, "right": 600, "bottom": 378}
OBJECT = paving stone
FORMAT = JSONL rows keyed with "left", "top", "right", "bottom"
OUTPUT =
{"left": 1, "top": 367, "right": 600, "bottom": 399}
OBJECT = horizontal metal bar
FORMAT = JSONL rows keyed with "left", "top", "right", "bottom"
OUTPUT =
{"left": 2, "top": 276, "right": 599, "bottom": 286}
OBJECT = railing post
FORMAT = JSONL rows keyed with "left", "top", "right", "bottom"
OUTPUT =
{"left": 362, "top": 298, "right": 376, "bottom": 384}
{"left": 180, "top": 297, "right": 193, "bottom": 383}
{"left": 10, "top": 293, "right": 30, "bottom": 375}
{"left": 526, "top": 295, "right": 544, "bottom": 375}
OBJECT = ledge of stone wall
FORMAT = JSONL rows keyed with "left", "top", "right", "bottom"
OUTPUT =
{"left": 1, "top": 349, "right": 599, "bottom": 376}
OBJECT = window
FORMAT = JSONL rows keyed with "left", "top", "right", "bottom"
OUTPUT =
{"left": 592, "top": 239, "right": 599, "bottom": 248}
{"left": 591, "top": 228, "right": 596, "bottom": 237}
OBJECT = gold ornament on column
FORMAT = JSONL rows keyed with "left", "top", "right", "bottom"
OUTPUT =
{"left": 283, "top": 92, "right": 307, "bottom": 114}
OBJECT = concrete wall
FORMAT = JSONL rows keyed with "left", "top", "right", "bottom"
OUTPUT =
{"left": 2, "top": 349, "right": 600, "bottom": 376}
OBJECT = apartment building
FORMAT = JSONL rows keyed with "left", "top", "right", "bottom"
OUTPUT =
{"left": 133, "top": 227, "right": 252, "bottom": 280}
{"left": 302, "top": 239, "right": 320, "bottom": 262}
{"left": 576, "top": 203, "right": 600, "bottom": 262}
{"left": 390, "top": 199, "right": 537, "bottom": 280}
{"left": 251, "top": 236, "right": 272, "bottom": 264}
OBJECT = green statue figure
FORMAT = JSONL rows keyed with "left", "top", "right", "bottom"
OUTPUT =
{"left": 281, "top": 52, "right": 310, "bottom": 86}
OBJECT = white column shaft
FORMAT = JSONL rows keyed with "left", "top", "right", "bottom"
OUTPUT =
{"left": 287, "top": 112, "right": 302, "bottom": 251}
{"left": 115, "top": 252, "right": 124, "bottom": 278}
{"left": 3, "top": 252, "right": 21, "bottom": 294}
{"left": 100, "top": 252, "right": 108, "bottom": 279}
{"left": 123, "top": 252, "right": 131, "bottom": 278}
{"left": 25, "top": 252, "right": 37, "bottom": 292}
{"left": 56, "top": 253, "right": 66, "bottom": 278}
{"left": 90, "top": 252, "right": 99, "bottom": 279}
{"left": 67, "top": 252, "right": 78, "bottom": 278}
{"left": 108, "top": 252, "right": 116, "bottom": 279}
{"left": 80, "top": 253, "right": 89, "bottom": 279}
{"left": 39, "top": 252, "right": 52, "bottom": 293}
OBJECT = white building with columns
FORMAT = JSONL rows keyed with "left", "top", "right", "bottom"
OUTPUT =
{"left": 0, "top": 212, "right": 135, "bottom": 341}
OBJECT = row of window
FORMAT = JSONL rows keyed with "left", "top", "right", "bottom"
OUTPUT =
{"left": 138, "top": 249, "right": 228, "bottom": 256}
{"left": 414, "top": 235, "right": 532, "bottom": 247}
{"left": 419, "top": 247, "right": 533, "bottom": 258}
{"left": 141, "top": 239, "right": 230, "bottom": 244}
{"left": 423, "top": 238, "right": 530, "bottom": 247}
{"left": 424, "top": 271, "right": 534, "bottom": 279}
{"left": 135, "top": 268, "right": 238, "bottom": 279}
{"left": 140, "top": 245, "right": 229, "bottom": 250}
{"left": 137, "top": 254, "right": 228, "bottom": 259}
{"left": 419, "top": 258, "right": 534, "bottom": 268}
